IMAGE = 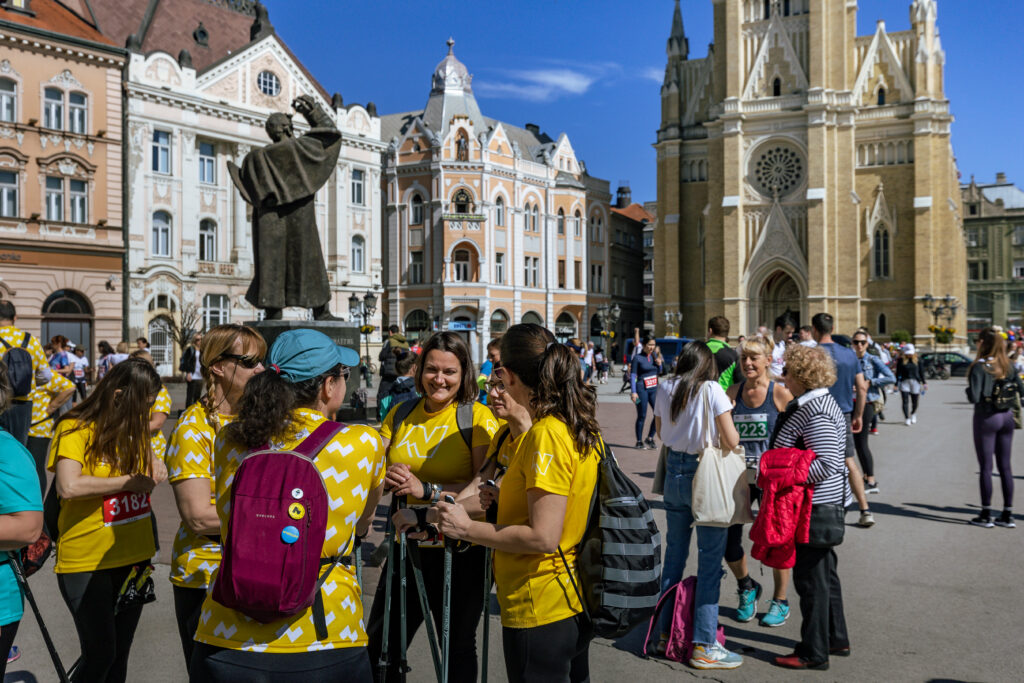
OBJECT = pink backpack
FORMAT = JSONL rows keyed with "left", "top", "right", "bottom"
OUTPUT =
{"left": 643, "top": 576, "right": 726, "bottom": 662}
{"left": 212, "top": 421, "right": 344, "bottom": 639}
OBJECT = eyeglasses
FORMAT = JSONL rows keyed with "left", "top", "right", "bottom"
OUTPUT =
{"left": 852, "top": 339, "right": 868, "bottom": 346}
{"left": 485, "top": 380, "right": 506, "bottom": 394}
{"left": 220, "top": 353, "right": 263, "bottom": 369}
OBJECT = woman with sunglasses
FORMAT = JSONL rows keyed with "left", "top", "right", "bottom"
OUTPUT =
{"left": 49, "top": 357, "right": 166, "bottom": 683}
{"left": 851, "top": 331, "right": 895, "bottom": 494}
{"left": 367, "top": 332, "right": 497, "bottom": 683}
{"left": 191, "top": 329, "right": 385, "bottom": 681}
{"left": 165, "top": 325, "right": 266, "bottom": 668}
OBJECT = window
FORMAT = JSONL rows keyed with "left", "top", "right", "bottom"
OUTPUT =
{"left": 452, "top": 188, "right": 471, "bottom": 214}
{"left": 872, "top": 229, "right": 890, "bottom": 278}
{"left": 68, "top": 92, "right": 86, "bottom": 134}
{"left": 967, "top": 292, "right": 986, "bottom": 313}
{"left": 524, "top": 256, "right": 530, "bottom": 286}
{"left": 0, "top": 171, "right": 16, "bottom": 217}
{"left": 772, "top": 78, "right": 781, "bottom": 97}
{"left": 69, "top": 179, "right": 87, "bottom": 223}
{"left": 877, "top": 88, "right": 886, "bottom": 106}
{"left": 152, "top": 130, "right": 171, "bottom": 174}
{"left": 522, "top": 311, "right": 543, "bottom": 326}
{"left": 531, "top": 257, "right": 539, "bottom": 287}
{"left": 490, "top": 310, "right": 509, "bottom": 335}
{"left": 351, "top": 235, "right": 365, "bottom": 273}
{"left": 968, "top": 261, "right": 989, "bottom": 281}
{"left": 1012, "top": 292, "right": 1024, "bottom": 313}
{"left": 495, "top": 196, "right": 505, "bottom": 227}
{"left": 199, "top": 142, "right": 216, "bottom": 184}
{"left": 966, "top": 227, "right": 987, "bottom": 248}
{"left": 45, "top": 176, "right": 62, "bottom": 221}
{"left": 764, "top": 0, "right": 770, "bottom": 19}
{"left": 405, "top": 309, "right": 430, "bottom": 335}
{"left": 203, "top": 294, "right": 230, "bottom": 329}
{"left": 591, "top": 264, "right": 603, "bottom": 292}
{"left": 148, "top": 294, "right": 176, "bottom": 312}
{"left": 532, "top": 205, "right": 539, "bottom": 232}
{"left": 199, "top": 219, "right": 217, "bottom": 261}
{"left": 1014, "top": 226, "right": 1024, "bottom": 246}
{"left": 409, "top": 251, "right": 423, "bottom": 284}
{"left": 351, "top": 169, "right": 364, "bottom": 205}
{"left": 643, "top": 282, "right": 653, "bottom": 296}
{"left": 557, "top": 209, "right": 565, "bottom": 235}
{"left": 411, "top": 194, "right": 424, "bottom": 225}
{"left": 148, "top": 318, "right": 172, "bottom": 367}
{"left": 877, "top": 313, "right": 887, "bottom": 335}
{"left": 643, "top": 258, "right": 653, "bottom": 272}
{"left": 574, "top": 210, "right": 582, "bottom": 237}
{"left": 257, "top": 71, "right": 281, "bottom": 97}
{"left": 152, "top": 210, "right": 171, "bottom": 257}
{"left": 0, "top": 79, "right": 15, "bottom": 122}
{"left": 1014, "top": 261, "right": 1024, "bottom": 279}
{"left": 643, "top": 233, "right": 654, "bottom": 248}
{"left": 574, "top": 260, "right": 582, "bottom": 288}
{"left": 453, "top": 248, "right": 470, "bottom": 281}
{"left": 969, "top": 204, "right": 978, "bottom": 216}
{"left": 558, "top": 259, "right": 566, "bottom": 288}
{"left": 494, "top": 252, "right": 504, "bottom": 284}
{"left": 44, "top": 88, "right": 62, "bottom": 130}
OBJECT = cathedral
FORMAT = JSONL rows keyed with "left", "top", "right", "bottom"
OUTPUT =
{"left": 655, "top": 0, "right": 965, "bottom": 343}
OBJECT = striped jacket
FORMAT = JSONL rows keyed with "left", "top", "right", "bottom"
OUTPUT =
{"left": 771, "top": 388, "right": 851, "bottom": 506}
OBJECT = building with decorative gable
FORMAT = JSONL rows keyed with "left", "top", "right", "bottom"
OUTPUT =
{"left": 381, "top": 39, "right": 614, "bottom": 362}
{"left": 655, "top": 0, "right": 965, "bottom": 343}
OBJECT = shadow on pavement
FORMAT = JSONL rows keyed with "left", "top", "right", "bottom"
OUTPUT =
{"left": 870, "top": 501, "right": 978, "bottom": 525}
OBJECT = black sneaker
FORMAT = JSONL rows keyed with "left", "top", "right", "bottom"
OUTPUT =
{"left": 645, "top": 437, "right": 657, "bottom": 449}
{"left": 995, "top": 511, "right": 1016, "bottom": 529}
{"left": 864, "top": 480, "right": 880, "bottom": 494}
{"left": 635, "top": 441, "right": 645, "bottom": 449}
{"left": 969, "top": 514, "right": 995, "bottom": 528}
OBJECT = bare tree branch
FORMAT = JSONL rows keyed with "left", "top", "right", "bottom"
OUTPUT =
{"left": 153, "top": 302, "right": 203, "bottom": 355}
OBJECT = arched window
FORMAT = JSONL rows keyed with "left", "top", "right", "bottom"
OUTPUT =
{"left": 152, "top": 211, "right": 171, "bottom": 257}
{"left": 44, "top": 88, "right": 62, "bottom": 130}
{"left": 877, "top": 88, "right": 886, "bottom": 106}
{"left": 411, "top": 193, "right": 424, "bottom": 225}
{"left": 574, "top": 209, "right": 582, "bottom": 237}
{"left": 0, "top": 78, "right": 15, "bottom": 123}
{"left": 490, "top": 310, "right": 509, "bottom": 335}
{"left": 557, "top": 208, "right": 565, "bottom": 235}
{"left": 453, "top": 248, "right": 470, "bottom": 281}
{"left": 148, "top": 317, "right": 172, "bottom": 367}
{"left": 495, "top": 196, "right": 505, "bottom": 227}
{"left": 199, "top": 219, "right": 217, "bottom": 261}
{"left": 772, "top": 78, "right": 782, "bottom": 97}
{"left": 521, "top": 311, "right": 543, "bottom": 326}
{"left": 404, "top": 309, "right": 430, "bottom": 335}
{"left": 873, "top": 229, "right": 890, "bottom": 278}
{"left": 554, "top": 312, "right": 577, "bottom": 343}
{"left": 452, "top": 188, "right": 472, "bottom": 214}
{"left": 532, "top": 205, "right": 539, "bottom": 232}
{"left": 877, "top": 313, "right": 887, "bottom": 335}
{"left": 351, "top": 235, "right": 365, "bottom": 273}
{"left": 783, "top": 0, "right": 790, "bottom": 16}
{"left": 43, "top": 289, "right": 92, "bottom": 316}
{"left": 68, "top": 92, "right": 87, "bottom": 134}
{"left": 764, "top": 0, "right": 770, "bottom": 19}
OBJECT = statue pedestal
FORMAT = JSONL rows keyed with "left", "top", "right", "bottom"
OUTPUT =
{"left": 245, "top": 320, "right": 368, "bottom": 422}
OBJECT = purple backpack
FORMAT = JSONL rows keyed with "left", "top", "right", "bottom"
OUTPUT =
{"left": 643, "top": 576, "right": 726, "bottom": 662}
{"left": 212, "top": 421, "right": 344, "bottom": 638}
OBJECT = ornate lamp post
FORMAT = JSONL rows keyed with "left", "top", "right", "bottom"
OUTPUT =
{"left": 923, "top": 293, "right": 959, "bottom": 351}
{"left": 348, "top": 291, "right": 378, "bottom": 388}
{"left": 663, "top": 310, "right": 682, "bottom": 337}
{"left": 596, "top": 303, "right": 622, "bottom": 346}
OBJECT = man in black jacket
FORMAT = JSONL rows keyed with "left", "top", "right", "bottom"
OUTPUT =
{"left": 376, "top": 325, "right": 409, "bottom": 403}
{"left": 179, "top": 333, "right": 204, "bottom": 408}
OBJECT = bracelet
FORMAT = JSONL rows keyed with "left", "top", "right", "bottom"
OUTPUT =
{"left": 421, "top": 480, "right": 432, "bottom": 500}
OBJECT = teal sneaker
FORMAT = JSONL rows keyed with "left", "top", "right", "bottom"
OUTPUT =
{"left": 735, "top": 579, "right": 762, "bottom": 623}
{"left": 759, "top": 599, "right": 790, "bottom": 627}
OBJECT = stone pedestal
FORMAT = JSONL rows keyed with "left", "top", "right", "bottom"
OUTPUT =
{"left": 245, "top": 320, "right": 366, "bottom": 421}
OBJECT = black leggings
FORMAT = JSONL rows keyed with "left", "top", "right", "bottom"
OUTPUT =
{"left": 502, "top": 614, "right": 591, "bottom": 683}
{"left": 901, "top": 391, "right": 919, "bottom": 419}
{"left": 366, "top": 543, "right": 485, "bottom": 683}
{"left": 189, "top": 642, "right": 371, "bottom": 682}
{"left": 0, "top": 620, "right": 20, "bottom": 679}
{"left": 725, "top": 485, "right": 761, "bottom": 564}
{"left": 634, "top": 383, "right": 657, "bottom": 442}
{"left": 173, "top": 586, "right": 206, "bottom": 670}
{"left": 973, "top": 409, "right": 1015, "bottom": 508}
{"left": 853, "top": 403, "right": 876, "bottom": 478}
{"left": 57, "top": 565, "right": 144, "bottom": 683}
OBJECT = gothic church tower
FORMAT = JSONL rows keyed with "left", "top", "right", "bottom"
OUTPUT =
{"left": 655, "top": 0, "right": 965, "bottom": 342}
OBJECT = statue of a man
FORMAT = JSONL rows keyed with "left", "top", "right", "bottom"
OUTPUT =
{"left": 229, "top": 94, "right": 341, "bottom": 320}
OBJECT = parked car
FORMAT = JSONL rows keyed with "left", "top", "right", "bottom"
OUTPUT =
{"left": 919, "top": 351, "right": 973, "bottom": 378}
{"left": 624, "top": 336, "right": 694, "bottom": 373}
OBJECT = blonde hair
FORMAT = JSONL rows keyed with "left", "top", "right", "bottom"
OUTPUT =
{"left": 200, "top": 324, "right": 267, "bottom": 431}
{"left": 783, "top": 344, "right": 836, "bottom": 390}
{"left": 116, "top": 341, "right": 129, "bottom": 354}
{"left": 130, "top": 349, "right": 154, "bottom": 366}
{"left": 739, "top": 336, "right": 773, "bottom": 360}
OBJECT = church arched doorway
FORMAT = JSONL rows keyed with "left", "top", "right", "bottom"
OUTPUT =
{"left": 758, "top": 270, "right": 802, "bottom": 330}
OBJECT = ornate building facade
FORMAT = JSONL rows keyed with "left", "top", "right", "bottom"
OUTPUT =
{"left": 0, "top": 0, "right": 125, "bottom": 362}
{"left": 116, "top": 3, "right": 384, "bottom": 373}
{"left": 381, "top": 40, "right": 613, "bottom": 362}
{"left": 655, "top": 0, "right": 965, "bottom": 343}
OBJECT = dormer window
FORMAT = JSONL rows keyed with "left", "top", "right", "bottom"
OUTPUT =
{"left": 453, "top": 188, "right": 471, "bottom": 214}
{"left": 772, "top": 78, "right": 782, "bottom": 97}
{"left": 193, "top": 22, "right": 209, "bottom": 47}
{"left": 877, "top": 88, "right": 886, "bottom": 106}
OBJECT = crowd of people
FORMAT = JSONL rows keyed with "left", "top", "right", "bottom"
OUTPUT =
{"left": 0, "top": 293, "right": 1019, "bottom": 680}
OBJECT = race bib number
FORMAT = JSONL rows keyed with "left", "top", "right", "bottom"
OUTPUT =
{"left": 74, "top": 367, "right": 85, "bottom": 379}
{"left": 643, "top": 375, "right": 658, "bottom": 389}
{"left": 734, "top": 413, "right": 769, "bottom": 441}
{"left": 102, "top": 492, "right": 151, "bottom": 526}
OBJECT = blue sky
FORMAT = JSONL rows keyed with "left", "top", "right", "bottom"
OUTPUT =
{"left": 265, "top": 0, "right": 1023, "bottom": 203}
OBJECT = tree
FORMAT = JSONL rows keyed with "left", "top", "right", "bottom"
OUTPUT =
{"left": 153, "top": 302, "right": 203, "bottom": 359}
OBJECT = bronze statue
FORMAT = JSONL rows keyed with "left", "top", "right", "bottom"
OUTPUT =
{"left": 229, "top": 94, "right": 341, "bottom": 320}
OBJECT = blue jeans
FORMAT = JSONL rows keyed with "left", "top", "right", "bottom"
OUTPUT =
{"left": 659, "top": 450, "right": 727, "bottom": 645}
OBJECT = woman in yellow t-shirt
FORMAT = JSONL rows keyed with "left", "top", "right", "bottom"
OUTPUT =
{"left": 190, "top": 329, "right": 385, "bottom": 682}
{"left": 48, "top": 357, "right": 167, "bottom": 683}
{"left": 366, "top": 331, "right": 497, "bottom": 683}
{"left": 436, "top": 324, "right": 600, "bottom": 683}
{"left": 25, "top": 371, "right": 75, "bottom": 494}
{"left": 165, "top": 324, "right": 266, "bottom": 669}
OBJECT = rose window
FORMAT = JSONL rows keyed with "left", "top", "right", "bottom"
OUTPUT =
{"left": 753, "top": 145, "right": 803, "bottom": 197}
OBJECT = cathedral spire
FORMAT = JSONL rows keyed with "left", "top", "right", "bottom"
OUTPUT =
{"left": 667, "top": 0, "right": 689, "bottom": 60}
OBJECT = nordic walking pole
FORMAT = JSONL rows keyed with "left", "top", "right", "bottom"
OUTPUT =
{"left": 377, "top": 497, "right": 399, "bottom": 681}
{"left": 407, "top": 540, "right": 442, "bottom": 681}
{"left": 7, "top": 552, "right": 71, "bottom": 683}
{"left": 481, "top": 546, "right": 492, "bottom": 683}
{"left": 355, "top": 536, "right": 363, "bottom": 588}
{"left": 398, "top": 508, "right": 409, "bottom": 682}
{"left": 441, "top": 495, "right": 456, "bottom": 683}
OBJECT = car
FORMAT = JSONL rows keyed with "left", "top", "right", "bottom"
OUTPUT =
{"left": 919, "top": 351, "right": 973, "bottom": 378}
{"left": 624, "top": 336, "right": 694, "bottom": 372}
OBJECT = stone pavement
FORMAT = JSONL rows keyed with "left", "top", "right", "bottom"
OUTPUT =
{"left": 5, "top": 376, "right": 1023, "bottom": 682}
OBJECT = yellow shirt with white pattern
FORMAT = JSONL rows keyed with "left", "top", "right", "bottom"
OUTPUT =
{"left": 28, "top": 373, "right": 74, "bottom": 439}
{"left": 166, "top": 400, "right": 232, "bottom": 590}
{"left": 149, "top": 385, "right": 172, "bottom": 456}
{"left": 194, "top": 409, "right": 386, "bottom": 652}
{"left": 0, "top": 325, "right": 49, "bottom": 397}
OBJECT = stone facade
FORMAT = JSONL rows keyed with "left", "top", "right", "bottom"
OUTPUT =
{"left": 655, "top": 0, "right": 965, "bottom": 343}
{"left": 0, "top": 1, "right": 125, "bottom": 363}
{"left": 607, "top": 187, "right": 650, "bottom": 343}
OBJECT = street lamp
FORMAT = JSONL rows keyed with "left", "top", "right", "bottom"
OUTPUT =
{"left": 922, "top": 293, "right": 959, "bottom": 351}
{"left": 663, "top": 310, "right": 682, "bottom": 337}
{"left": 348, "top": 291, "right": 378, "bottom": 388}
{"left": 596, "top": 303, "right": 622, "bottom": 344}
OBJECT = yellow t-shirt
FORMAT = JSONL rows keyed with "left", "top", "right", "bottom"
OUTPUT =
{"left": 150, "top": 385, "right": 172, "bottom": 457}
{"left": 166, "top": 401, "right": 232, "bottom": 590}
{"left": 48, "top": 421, "right": 156, "bottom": 574}
{"left": 493, "top": 415, "right": 598, "bottom": 628}
{"left": 194, "top": 409, "right": 386, "bottom": 653}
{"left": 28, "top": 373, "right": 74, "bottom": 439}
{"left": 0, "top": 325, "right": 48, "bottom": 397}
{"left": 380, "top": 400, "right": 497, "bottom": 492}
{"left": 483, "top": 424, "right": 521, "bottom": 474}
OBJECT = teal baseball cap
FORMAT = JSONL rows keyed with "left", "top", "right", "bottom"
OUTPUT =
{"left": 267, "top": 329, "right": 360, "bottom": 383}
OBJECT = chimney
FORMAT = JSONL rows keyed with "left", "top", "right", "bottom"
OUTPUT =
{"left": 996, "top": 172, "right": 1007, "bottom": 184}
{"left": 525, "top": 123, "right": 540, "bottom": 136}
{"left": 616, "top": 183, "right": 632, "bottom": 208}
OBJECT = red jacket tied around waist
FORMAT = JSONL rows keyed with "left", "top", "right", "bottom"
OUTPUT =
{"left": 749, "top": 447, "right": 816, "bottom": 569}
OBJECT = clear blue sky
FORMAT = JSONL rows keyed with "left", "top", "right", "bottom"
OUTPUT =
{"left": 265, "top": 0, "right": 1023, "bottom": 203}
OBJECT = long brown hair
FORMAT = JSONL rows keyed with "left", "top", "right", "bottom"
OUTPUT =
{"left": 669, "top": 341, "right": 718, "bottom": 421}
{"left": 972, "top": 327, "right": 1012, "bottom": 380}
{"left": 56, "top": 357, "right": 161, "bottom": 475}
{"left": 199, "top": 324, "right": 267, "bottom": 430}
{"left": 501, "top": 323, "right": 600, "bottom": 456}
{"left": 414, "top": 331, "right": 478, "bottom": 405}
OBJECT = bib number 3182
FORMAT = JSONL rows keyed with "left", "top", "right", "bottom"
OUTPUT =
{"left": 102, "top": 492, "right": 151, "bottom": 526}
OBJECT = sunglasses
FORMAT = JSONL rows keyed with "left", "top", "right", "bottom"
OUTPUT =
{"left": 220, "top": 353, "right": 263, "bottom": 369}
{"left": 340, "top": 367, "right": 351, "bottom": 381}
{"left": 852, "top": 339, "right": 868, "bottom": 345}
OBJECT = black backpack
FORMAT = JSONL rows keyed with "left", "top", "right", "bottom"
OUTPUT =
{"left": 988, "top": 376, "right": 1020, "bottom": 412}
{"left": 389, "top": 398, "right": 473, "bottom": 452}
{"left": 560, "top": 438, "right": 661, "bottom": 639}
{"left": 1, "top": 333, "right": 33, "bottom": 397}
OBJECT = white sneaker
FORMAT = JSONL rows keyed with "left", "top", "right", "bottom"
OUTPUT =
{"left": 690, "top": 642, "right": 743, "bottom": 670}
{"left": 911, "top": 414, "right": 917, "bottom": 424}
{"left": 905, "top": 418, "right": 912, "bottom": 426}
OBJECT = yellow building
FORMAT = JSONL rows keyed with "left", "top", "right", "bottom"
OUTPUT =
{"left": 655, "top": 0, "right": 965, "bottom": 343}
{"left": 381, "top": 39, "right": 613, "bottom": 360}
